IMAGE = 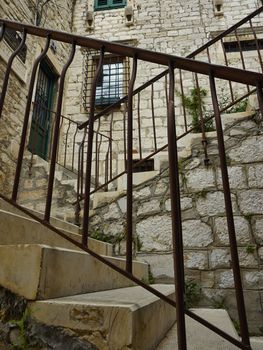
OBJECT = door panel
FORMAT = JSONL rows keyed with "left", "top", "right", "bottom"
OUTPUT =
{"left": 29, "top": 62, "right": 56, "bottom": 160}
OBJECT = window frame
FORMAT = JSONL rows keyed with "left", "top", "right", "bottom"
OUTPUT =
{"left": 94, "top": 0, "right": 127, "bottom": 11}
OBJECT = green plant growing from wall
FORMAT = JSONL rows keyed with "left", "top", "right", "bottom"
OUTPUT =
{"left": 245, "top": 244, "right": 255, "bottom": 254}
{"left": 184, "top": 280, "right": 201, "bottom": 309}
{"left": 218, "top": 89, "right": 248, "bottom": 114}
{"left": 178, "top": 87, "right": 214, "bottom": 133}
{"left": 9, "top": 309, "right": 29, "bottom": 350}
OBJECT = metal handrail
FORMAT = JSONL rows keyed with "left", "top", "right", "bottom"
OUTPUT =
{"left": 1, "top": 18, "right": 262, "bottom": 87}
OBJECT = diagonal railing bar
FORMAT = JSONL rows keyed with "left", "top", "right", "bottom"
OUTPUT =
{"left": 78, "top": 5, "right": 263, "bottom": 130}
{"left": 0, "top": 193, "right": 249, "bottom": 350}
{"left": 1, "top": 19, "right": 263, "bottom": 87}
{"left": 72, "top": 87, "right": 257, "bottom": 205}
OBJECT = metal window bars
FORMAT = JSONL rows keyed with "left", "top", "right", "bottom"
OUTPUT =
{"left": 0, "top": 7, "right": 263, "bottom": 349}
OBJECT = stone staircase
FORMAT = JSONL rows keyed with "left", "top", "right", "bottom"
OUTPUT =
{"left": 0, "top": 198, "right": 177, "bottom": 349}
{"left": 1, "top": 199, "right": 262, "bottom": 349}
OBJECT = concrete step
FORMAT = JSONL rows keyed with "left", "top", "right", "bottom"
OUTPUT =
{"left": 157, "top": 308, "right": 239, "bottom": 349}
{"left": 28, "top": 284, "right": 176, "bottom": 350}
{"left": 0, "top": 244, "right": 148, "bottom": 300}
{"left": 0, "top": 208, "right": 113, "bottom": 256}
{"left": 0, "top": 198, "right": 80, "bottom": 234}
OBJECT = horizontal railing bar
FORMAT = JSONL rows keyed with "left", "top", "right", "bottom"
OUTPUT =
{"left": 0, "top": 193, "right": 247, "bottom": 349}
{"left": 1, "top": 19, "right": 263, "bottom": 86}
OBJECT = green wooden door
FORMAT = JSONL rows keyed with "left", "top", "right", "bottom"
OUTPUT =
{"left": 28, "top": 62, "right": 56, "bottom": 160}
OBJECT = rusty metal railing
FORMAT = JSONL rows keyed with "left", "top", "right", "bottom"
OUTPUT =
{"left": 1, "top": 13, "right": 263, "bottom": 350}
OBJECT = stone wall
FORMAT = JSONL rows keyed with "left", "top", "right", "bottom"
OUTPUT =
{"left": 64, "top": 0, "right": 263, "bottom": 183}
{"left": 0, "top": 0, "right": 75, "bottom": 195}
{"left": 89, "top": 112, "right": 263, "bottom": 334}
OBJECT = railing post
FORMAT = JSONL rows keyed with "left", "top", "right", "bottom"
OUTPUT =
{"left": 44, "top": 42, "right": 76, "bottom": 222}
{"left": 167, "top": 62, "right": 187, "bottom": 350}
{"left": 0, "top": 29, "right": 27, "bottom": 119}
{"left": 257, "top": 82, "right": 263, "bottom": 116}
{"left": 12, "top": 35, "right": 51, "bottom": 202}
{"left": 0, "top": 23, "right": 5, "bottom": 41}
{"left": 209, "top": 71, "right": 251, "bottom": 350}
{"left": 82, "top": 47, "right": 105, "bottom": 246}
{"left": 126, "top": 55, "right": 137, "bottom": 273}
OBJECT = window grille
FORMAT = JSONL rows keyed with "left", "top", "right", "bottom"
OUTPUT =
{"left": 82, "top": 50, "right": 130, "bottom": 111}
{"left": 132, "top": 159, "right": 154, "bottom": 173}
{"left": 4, "top": 28, "right": 27, "bottom": 63}
{"left": 94, "top": 0, "right": 126, "bottom": 11}
{"left": 223, "top": 38, "right": 263, "bottom": 52}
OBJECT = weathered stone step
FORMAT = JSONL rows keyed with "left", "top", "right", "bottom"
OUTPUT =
{"left": 0, "top": 198, "right": 80, "bottom": 234}
{"left": 0, "top": 208, "right": 113, "bottom": 256}
{"left": 157, "top": 308, "right": 239, "bottom": 349}
{"left": 28, "top": 284, "right": 176, "bottom": 350}
{"left": 0, "top": 244, "right": 148, "bottom": 300}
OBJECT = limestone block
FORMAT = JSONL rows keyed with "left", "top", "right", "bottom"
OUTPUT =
{"left": 137, "top": 199, "right": 161, "bottom": 216}
{"left": 248, "top": 164, "right": 263, "bottom": 188}
{"left": 117, "top": 197, "right": 127, "bottom": 213}
{"left": 196, "top": 192, "right": 237, "bottom": 217}
{"left": 216, "top": 271, "right": 234, "bottom": 289}
{"left": 217, "top": 166, "right": 247, "bottom": 190}
{"left": 154, "top": 181, "right": 168, "bottom": 195}
{"left": 238, "top": 248, "right": 258, "bottom": 268}
{"left": 254, "top": 217, "right": 263, "bottom": 244}
{"left": 136, "top": 215, "right": 172, "bottom": 252}
{"left": 184, "top": 251, "right": 208, "bottom": 270}
{"left": 238, "top": 190, "right": 263, "bottom": 215}
{"left": 259, "top": 247, "right": 263, "bottom": 261}
{"left": 228, "top": 136, "right": 263, "bottom": 163}
{"left": 137, "top": 253, "right": 174, "bottom": 281}
{"left": 243, "top": 271, "right": 263, "bottom": 289}
{"left": 185, "top": 168, "right": 216, "bottom": 191}
{"left": 201, "top": 271, "right": 215, "bottom": 288}
{"left": 103, "top": 203, "right": 121, "bottom": 220}
{"left": 134, "top": 186, "right": 151, "bottom": 199}
{"left": 214, "top": 216, "right": 251, "bottom": 246}
{"left": 182, "top": 220, "right": 213, "bottom": 248}
{"left": 165, "top": 197, "right": 192, "bottom": 212}
{"left": 103, "top": 221, "right": 124, "bottom": 237}
{"left": 210, "top": 249, "right": 231, "bottom": 269}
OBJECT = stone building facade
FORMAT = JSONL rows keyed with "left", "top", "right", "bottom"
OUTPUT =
{"left": 0, "top": 0, "right": 76, "bottom": 195}
{"left": 0, "top": 0, "right": 263, "bottom": 335}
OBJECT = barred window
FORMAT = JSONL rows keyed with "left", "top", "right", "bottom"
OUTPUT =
{"left": 4, "top": 28, "right": 27, "bottom": 63}
{"left": 82, "top": 51, "right": 130, "bottom": 111}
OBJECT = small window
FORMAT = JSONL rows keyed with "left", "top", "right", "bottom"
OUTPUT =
{"left": 82, "top": 50, "right": 130, "bottom": 111}
{"left": 94, "top": 0, "right": 126, "bottom": 11}
{"left": 95, "top": 56, "right": 125, "bottom": 106}
{"left": 4, "top": 28, "right": 27, "bottom": 63}
{"left": 223, "top": 39, "right": 263, "bottom": 53}
{"left": 132, "top": 159, "right": 154, "bottom": 173}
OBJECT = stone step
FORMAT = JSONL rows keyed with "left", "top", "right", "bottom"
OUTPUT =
{"left": 0, "top": 198, "right": 80, "bottom": 234}
{"left": 0, "top": 208, "right": 113, "bottom": 256}
{"left": 0, "top": 244, "right": 148, "bottom": 300}
{"left": 28, "top": 284, "right": 176, "bottom": 350}
{"left": 157, "top": 308, "right": 239, "bottom": 350}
